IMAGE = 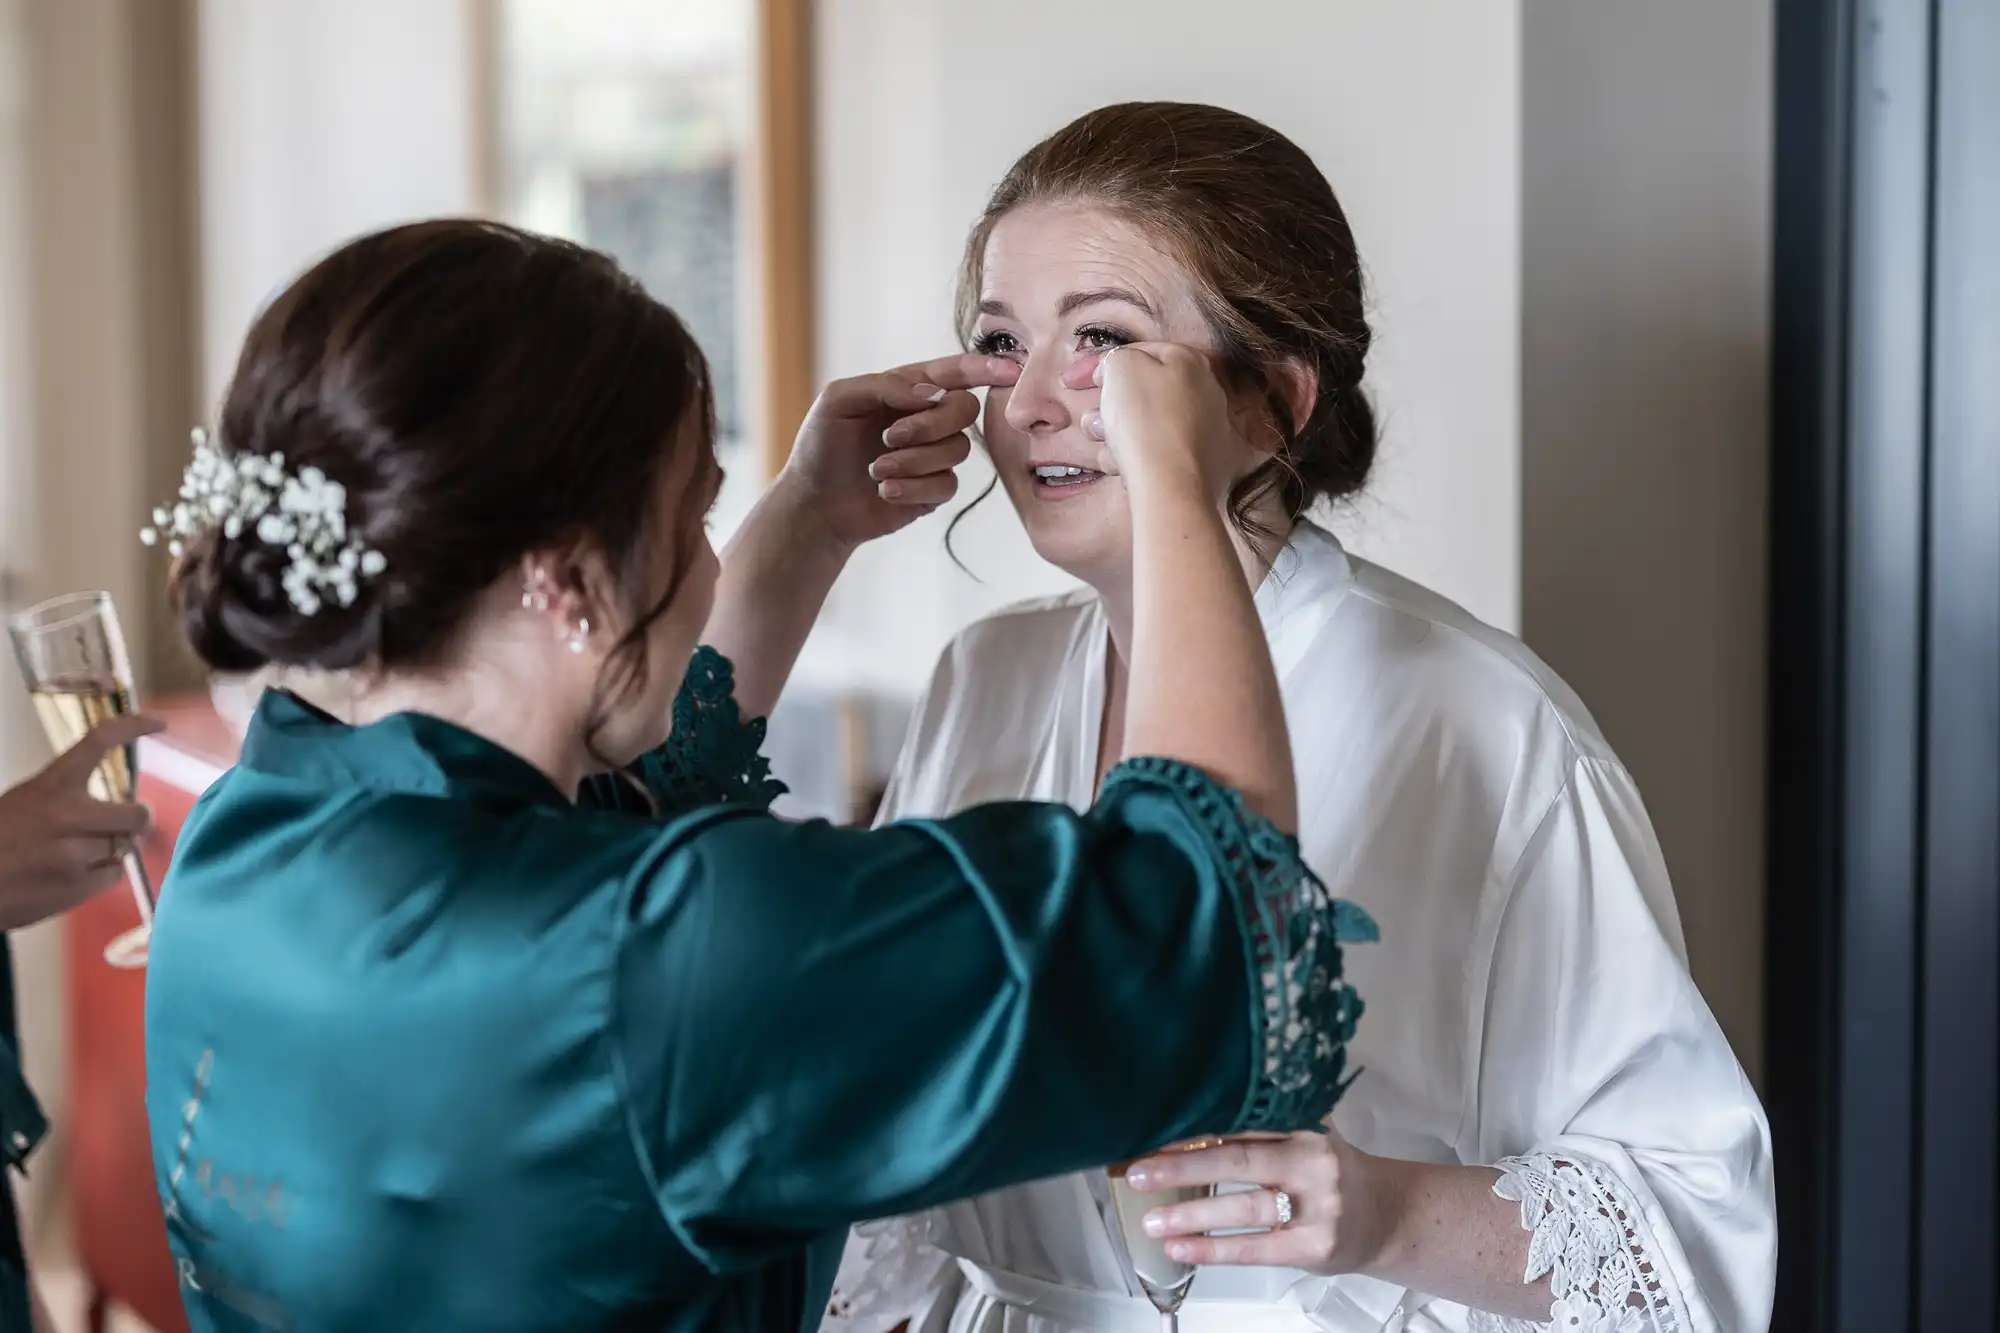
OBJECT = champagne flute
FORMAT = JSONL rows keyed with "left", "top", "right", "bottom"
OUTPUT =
{"left": 8, "top": 592, "right": 153, "bottom": 968}
{"left": 1108, "top": 1138, "right": 1222, "bottom": 1332}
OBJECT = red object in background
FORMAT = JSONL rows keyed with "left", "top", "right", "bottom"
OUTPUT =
{"left": 65, "top": 698, "right": 236, "bottom": 1333}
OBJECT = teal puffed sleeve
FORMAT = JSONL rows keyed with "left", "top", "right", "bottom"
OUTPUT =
{"left": 611, "top": 756, "right": 1373, "bottom": 1271}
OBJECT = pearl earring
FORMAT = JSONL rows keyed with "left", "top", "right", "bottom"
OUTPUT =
{"left": 522, "top": 565, "right": 552, "bottom": 613}
{"left": 565, "top": 616, "right": 590, "bottom": 654}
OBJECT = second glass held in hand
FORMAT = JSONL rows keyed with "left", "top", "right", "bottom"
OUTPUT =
{"left": 8, "top": 591, "right": 155, "bottom": 968}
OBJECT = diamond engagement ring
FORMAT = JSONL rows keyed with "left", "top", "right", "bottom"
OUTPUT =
{"left": 1272, "top": 1190, "right": 1294, "bottom": 1229}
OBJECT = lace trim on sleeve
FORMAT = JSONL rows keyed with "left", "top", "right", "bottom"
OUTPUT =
{"left": 821, "top": 1215, "right": 954, "bottom": 1333}
{"left": 646, "top": 645, "right": 787, "bottom": 814}
{"left": 1099, "top": 757, "right": 1378, "bottom": 1133}
{"left": 1464, "top": 1153, "right": 1693, "bottom": 1333}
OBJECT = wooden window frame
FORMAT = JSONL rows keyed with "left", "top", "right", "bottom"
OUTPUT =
{"left": 466, "top": 0, "right": 814, "bottom": 478}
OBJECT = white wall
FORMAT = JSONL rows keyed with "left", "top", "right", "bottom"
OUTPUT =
{"left": 808, "top": 0, "right": 1523, "bottom": 695}
{"left": 0, "top": 0, "right": 29, "bottom": 653}
{"left": 0, "top": 1, "right": 39, "bottom": 1206}
{"left": 197, "top": 0, "right": 477, "bottom": 407}
{"left": 1521, "top": 1, "right": 1772, "bottom": 1078}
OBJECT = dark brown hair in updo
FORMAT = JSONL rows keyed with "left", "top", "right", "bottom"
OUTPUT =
{"left": 950, "top": 102, "right": 1378, "bottom": 554}
{"left": 171, "top": 219, "right": 718, "bottom": 726}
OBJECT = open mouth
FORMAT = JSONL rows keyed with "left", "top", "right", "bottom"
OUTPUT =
{"left": 1032, "top": 463, "right": 1106, "bottom": 493}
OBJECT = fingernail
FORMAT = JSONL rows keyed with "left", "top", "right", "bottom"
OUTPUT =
{"left": 1082, "top": 411, "right": 1105, "bottom": 442}
{"left": 1142, "top": 1212, "right": 1167, "bottom": 1237}
{"left": 870, "top": 455, "right": 900, "bottom": 479}
{"left": 1167, "top": 1243, "right": 1194, "bottom": 1263}
{"left": 882, "top": 424, "right": 911, "bottom": 448}
{"left": 1125, "top": 1168, "right": 1152, "bottom": 1190}
{"left": 880, "top": 481, "right": 904, "bottom": 499}
{"left": 986, "top": 358, "right": 1020, "bottom": 380}
{"left": 914, "top": 383, "right": 947, "bottom": 403}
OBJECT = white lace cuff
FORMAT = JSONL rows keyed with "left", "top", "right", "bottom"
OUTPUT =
{"left": 821, "top": 1215, "right": 955, "bottom": 1333}
{"left": 1464, "top": 1153, "right": 1692, "bottom": 1333}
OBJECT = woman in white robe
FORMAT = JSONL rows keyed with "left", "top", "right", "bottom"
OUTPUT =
{"left": 825, "top": 103, "right": 1774, "bottom": 1333}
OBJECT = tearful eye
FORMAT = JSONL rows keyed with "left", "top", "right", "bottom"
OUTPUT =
{"left": 1076, "top": 325, "right": 1135, "bottom": 354}
{"left": 972, "top": 330, "right": 1023, "bottom": 359}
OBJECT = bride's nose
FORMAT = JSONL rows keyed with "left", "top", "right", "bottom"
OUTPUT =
{"left": 1002, "top": 350, "right": 1081, "bottom": 436}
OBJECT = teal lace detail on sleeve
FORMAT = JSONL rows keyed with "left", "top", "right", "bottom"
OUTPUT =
{"left": 627, "top": 646, "right": 787, "bottom": 816}
{"left": 1100, "top": 757, "right": 1377, "bottom": 1134}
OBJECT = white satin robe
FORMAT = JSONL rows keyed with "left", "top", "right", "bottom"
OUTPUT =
{"left": 823, "top": 523, "right": 1775, "bottom": 1333}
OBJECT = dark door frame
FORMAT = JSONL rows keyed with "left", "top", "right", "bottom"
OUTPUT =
{"left": 1767, "top": 1, "right": 1999, "bottom": 1329}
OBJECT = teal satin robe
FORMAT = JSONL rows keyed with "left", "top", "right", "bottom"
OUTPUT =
{"left": 144, "top": 649, "right": 1370, "bottom": 1333}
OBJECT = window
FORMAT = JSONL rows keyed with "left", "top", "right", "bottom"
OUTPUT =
{"left": 485, "top": 0, "right": 811, "bottom": 472}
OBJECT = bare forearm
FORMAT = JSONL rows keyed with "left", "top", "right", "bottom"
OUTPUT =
{"left": 1359, "top": 1157, "right": 1548, "bottom": 1321}
{"left": 700, "top": 477, "right": 852, "bottom": 721}
{"left": 1122, "top": 478, "right": 1296, "bottom": 831}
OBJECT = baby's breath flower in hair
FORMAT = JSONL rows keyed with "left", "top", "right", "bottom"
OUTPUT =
{"left": 141, "top": 427, "right": 387, "bottom": 616}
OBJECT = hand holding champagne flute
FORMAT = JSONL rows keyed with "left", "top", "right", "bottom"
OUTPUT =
{"left": 8, "top": 592, "right": 159, "bottom": 966}
{"left": 0, "top": 711, "right": 162, "bottom": 932}
{"left": 1108, "top": 1138, "right": 1225, "bottom": 1329}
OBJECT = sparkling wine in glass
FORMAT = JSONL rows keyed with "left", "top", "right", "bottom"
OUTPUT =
{"left": 9, "top": 592, "right": 153, "bottom": 968}
{"left": 1108, "top": 1140, "right": 1221, "bottom": 1332}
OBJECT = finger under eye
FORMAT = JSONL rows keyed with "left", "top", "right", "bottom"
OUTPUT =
{"left": 895, "top": 350, "right": 1022, "bottom": 392}
{"left": 883, "top": 391, "right": 980, "bottom": 447}
{"left": 870, "top": 434, "right": 971, "bottom": 481}
{"left": 878, "top": 473, "right": 959, "bottom": 506}
{"left": 1061, "top": 356, "right": 1106, "bottom": 392}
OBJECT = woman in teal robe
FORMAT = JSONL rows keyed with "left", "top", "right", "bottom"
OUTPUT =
{"left": 141, "top": 221, "right": 1370, "bottom": 1333}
